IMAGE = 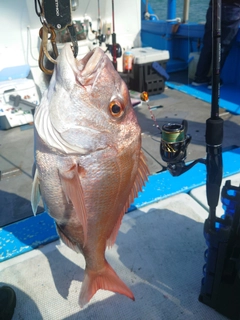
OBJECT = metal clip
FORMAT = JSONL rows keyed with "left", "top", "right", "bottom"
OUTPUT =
{"left": 67, "top": 25, "right": 78, "bottom": 58}
{"left": 38, "top": 24, "right": 59, "bottom": 75}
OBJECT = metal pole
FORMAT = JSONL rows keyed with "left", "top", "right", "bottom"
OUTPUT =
{"left": 183, "top": 0, "right": 190, "bottom": 23}
{"left": 146, "top": 0, "right": 148, "bottom": 14}
{"left": 167, "top": 0, "right": 176, "bottom": 21}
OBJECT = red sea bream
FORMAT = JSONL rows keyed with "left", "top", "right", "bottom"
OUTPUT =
{"left": 31, "top": 44, "right": 149, "bottom": 307}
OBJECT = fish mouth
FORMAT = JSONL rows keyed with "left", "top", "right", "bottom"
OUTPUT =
{"left": 61, "top": 44, "right": 106, "bottom": 86}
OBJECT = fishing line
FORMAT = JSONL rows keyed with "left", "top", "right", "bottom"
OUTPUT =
{"left": 141, "top": 145, "right": 167, "bottom": 170}
{"left": 84, "top": 0, "right": 91, "bottom": 15}
{"left": 140, "top": 91, "right": 161, "bottom": 133}
{"left": 26, "top": 26, "right": 39, "bottom": 64}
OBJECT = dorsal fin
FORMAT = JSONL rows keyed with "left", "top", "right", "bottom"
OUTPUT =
{"left": 59, "top": 164, "right": 88, "bottom": 247}
{"left": 107, "top": 151, "right": 149, "bottom": 248}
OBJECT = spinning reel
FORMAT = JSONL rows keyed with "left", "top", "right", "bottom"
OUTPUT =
{"left": 160, "top": 120, "right": 206, "bottom": 176}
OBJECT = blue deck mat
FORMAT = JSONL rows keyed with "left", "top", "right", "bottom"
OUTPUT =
{"left": 166, "top": 81, "right": 240, "bottom": 115}
{"left": 1, "top": 147, "right": 240, "bottom": 262}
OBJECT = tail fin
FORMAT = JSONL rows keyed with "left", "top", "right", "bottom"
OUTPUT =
{"left": 79, "top": 260, "right": 135, "bottom": 307}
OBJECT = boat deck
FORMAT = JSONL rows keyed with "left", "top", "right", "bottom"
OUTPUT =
{"left": 1, "top": 70, "right": 240, "bottom": 319}
{"left": 1, "top": 191, "right": 232, "bottom": 320}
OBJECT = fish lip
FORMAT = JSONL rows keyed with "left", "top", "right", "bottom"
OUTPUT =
{"left": 60, "top": 44, "right": 79, "bottom": 74}
{"left": 61, "top": 44, "right": 105, "bottom": 82}
{"left": 79, "top": 47, "right": 105, "bottom": 78}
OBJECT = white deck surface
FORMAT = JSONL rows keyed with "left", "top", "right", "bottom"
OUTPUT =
{"left": 0, "top": 193, "right": 228, "bottom": 319}
{"left": 190, "top": 173, "right": 240, "bottom": 218}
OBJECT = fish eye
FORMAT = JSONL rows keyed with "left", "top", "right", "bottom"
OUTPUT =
{"left": 109, "top": 101, "right": 124, "bottom": 118}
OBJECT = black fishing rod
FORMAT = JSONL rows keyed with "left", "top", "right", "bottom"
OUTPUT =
{"left": 96, "top": 0, "right": 105, "bottom": 45}
{"left": 97, "top": 0, "right": 103, "bottom": 40}
{"left": 198, "top": 2, "right": 240, "bottom": 318}
{"left": 160, "top": 0, "right": 223, "bottom": 225}
{"left": 97, "top": 0, "right": 101, "bottom": 34}
{"left": 111, "top": 0, "right": 117, "bottom": 70}
{"left": 205, "top": 0, "right": 223, "bottom": 231}
{"left": 105, "top": 0, "right": 122, "bottom": 69}
{"left": 199, "top": 4, "right": 240, "bottom": 318}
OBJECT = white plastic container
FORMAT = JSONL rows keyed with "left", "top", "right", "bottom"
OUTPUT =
{"left": 129, "top": 47, "right": 169, "bottom": 95}
{"left": 130, "top": 47, "right": 169, "bottom": 64}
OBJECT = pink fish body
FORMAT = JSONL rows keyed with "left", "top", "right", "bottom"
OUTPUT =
{"left": 31, "top": 44, "right": 149, "bottom": 307}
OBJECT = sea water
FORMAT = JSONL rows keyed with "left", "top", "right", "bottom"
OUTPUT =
{"left": 149, "top": 0, "right": 209, "bottom": 23}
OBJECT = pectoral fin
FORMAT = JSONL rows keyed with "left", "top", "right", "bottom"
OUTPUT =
{"left": 107, "top": 151, "right": 149, "bottom": 248}
{"left": 31, "top": 166, "right": 41, "bottom": 215}
{"left": 59, "top": 164, "right": 87, "bottom": 246}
